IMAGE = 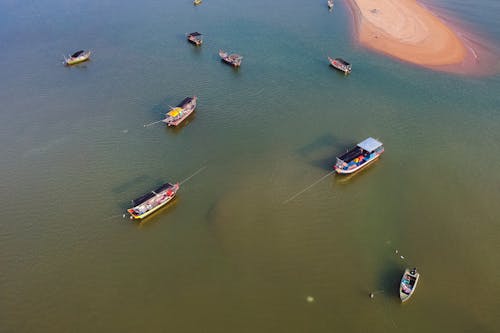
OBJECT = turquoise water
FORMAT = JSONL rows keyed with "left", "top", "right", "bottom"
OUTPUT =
{"left": 1, "top": 0, "right": 499, "bottom": 332}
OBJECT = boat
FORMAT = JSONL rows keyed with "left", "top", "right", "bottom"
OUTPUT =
{"left": 328, "top": 56, "right": 351, "bottom": 74}
{"left": 64, "top": 50, "right": 91, "bottom": 66}
{"left": 334, "top": 137, "right": 384, "bottom": 174}
{"left": 127, "top": 182, "right": 179, "bottom": 220}
{"left": 187, "top": 32, "right": 203, "bottom": 46}
{"left": 193, "top": 0, "right": 202, "bottom": 5}
{"left": 328, "top": 0, "right": 334, "bottom": 9}
{"left": 400, "top": 268, "right": 420, "bottom": 302}
{"left": 219, "top": 49, "right": 243, "bottom": 67}
{"left": 162, "top": 96, "right": 197, "bottom": 127}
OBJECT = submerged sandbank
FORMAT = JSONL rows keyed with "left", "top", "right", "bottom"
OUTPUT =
{"left": 348, "top": 0, "right": 468, "bottom": 69}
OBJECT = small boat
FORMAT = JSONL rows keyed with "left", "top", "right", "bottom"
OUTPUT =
{"left": 127, "top": 182, "right": 179, "bottom": 220}
{"left": 219, "top": 49, "right": 243, "bottom": 67}
{"left": 334, "top": 137, "right": 384, "bottom": 174}
{"left": 162, "top": 96, "right": 197, "bottom": 127}
{"left": 328, "top": 56, "right": 352, "bottom": 74}
{"left": 400, "top": 268, "right": 420, "bottom": 302}
{"left": 327, "top": 0, "right": 334, "bottom": 9}
{"left": 64, "top": 50, "right": 91, "bottom": 66}
{"left": 187, "top": 32, "right": 203, "bottom": 46}
{"left": 193, "top": 0, "right": 202, "bottom": 5}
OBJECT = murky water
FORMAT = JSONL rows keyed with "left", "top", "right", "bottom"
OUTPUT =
{"left": 1, "top": 0, "right": 499, "bottom": 332}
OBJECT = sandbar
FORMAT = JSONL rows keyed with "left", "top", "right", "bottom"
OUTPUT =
{"left": 348, "top": 0, "right": 466, "bottom": 67}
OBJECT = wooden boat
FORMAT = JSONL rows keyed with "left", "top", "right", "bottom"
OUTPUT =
{"left": 162, "top": 96, "right": 197, "bottom": 127}
{"left": 327, "top": 0, "right": 334, "bottom": 9}
{"left": 64, "top": 50, "right": 91, "bottom": 66}
{"left": 187, "top": 32, "right": 203, "bottom": 46}
{"left": 219, "top": 49, "right": 243, "bottom": 67}
{"left": 400, "top": 268, "right": 420, "bottom": 302}
{"left": 193, "top": 0, "right": 202, "bottom": 5}
{"left": 328, "top": 56, "right": 351, "bottom": 74}
{"left": 127, "top": 182, "right": 179, "bottom": 220}
{"left": 334, "top": 137, "right": 384, "bottom": 174}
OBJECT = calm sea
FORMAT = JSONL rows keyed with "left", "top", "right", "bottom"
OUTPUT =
{"left": 1, "top": 0, "right": 499, "bottom": 332}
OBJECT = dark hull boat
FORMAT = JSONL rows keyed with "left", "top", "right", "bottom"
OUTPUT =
{"left": 334, "top": 137, "right": 384, "bottom": 174}
{"left": 400, "top": 268, "right": 420, "bottom": 302}
{"left": 328, "top": 56, "right": 351, "bottom": 74}
{"left": 219, "top": 49, "right": 243, "bottom": 67}
{"left": 162, "top": 96, "right": 197, "bottom": 127}
{"left": 187, "top": 32, "right": 203, "bottom": 46}
{"left": 127, "top": 182, "right": 179, "bottom": 220}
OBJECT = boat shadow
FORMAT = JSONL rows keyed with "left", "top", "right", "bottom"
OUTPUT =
{"left": 296, "top": 133, "right": 351, "bottom": 171}
{"left": 377, "top": 263, "right": 404, "bottom": 300}
{"left": 64, "top": 61, "right": 90, "bottom": 70}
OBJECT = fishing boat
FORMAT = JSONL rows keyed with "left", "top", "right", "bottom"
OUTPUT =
{"left": 400, "top": 268, "right": 420, "bottom": 302}
{"left": 328, "top": 56, "right": 351, "bottom": 74}
{"left": 187, "top": 32, "right": 203, "bottom": 46}
{"left": 127, "top": 182, "right": 179, "bottom": 220}
{"left": 328, "top": 0, "right": 334, "bottom": 9}
{"left": 219, "top": 50, "right": 243, "bottom": 67}
{"left": 193, "top": 0, "right": 202, "bottom": 5}
{"left": 334, "top": 137, "right": 384, "bottom": 174}
{"left": 64, "top": 50, "right": 91, "bottom": 66}
{"left": 162, "top": 96, "right": 197, "bottom": 127}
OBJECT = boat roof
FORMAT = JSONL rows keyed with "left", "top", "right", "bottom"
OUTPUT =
{"left": 335, "top": 58, "right": 350, "bottom": 66}
{"left": 188, "top": 32, "right": 202, "bottom": 36}
{"left": 132, "top": 183, "right": 173, "bottom": 206}
{"left": 357, "top": 137, "right": 383, "bottom": 152}
{"left": 71, "top": 50, "right": 85, "bottom": 57}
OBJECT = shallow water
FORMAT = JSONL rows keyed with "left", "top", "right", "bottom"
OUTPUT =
{"left": 1, "top": 0, "right": 499, "bottom": 332}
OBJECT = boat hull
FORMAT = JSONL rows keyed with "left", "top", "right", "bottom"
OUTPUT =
{"left": 127, "top": 195, "right": 175, "bottom": 219}
{"left": 128, "top": 183, "right": 179, "bottom": 220}
{"left": 164, "top": 108, "right": 195, "bottom": 127}
{"left": 65, "top": 51, "right": 91, "bottom": 66}
{"left": 334, "top": 154, "right": 381, "bottom": 174}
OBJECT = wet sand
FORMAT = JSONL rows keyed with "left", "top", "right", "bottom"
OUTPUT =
{"left": 348, "top": 0, "right": 467, "bottom": 68}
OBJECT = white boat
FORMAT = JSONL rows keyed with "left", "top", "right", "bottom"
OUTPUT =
{"left": 328, "top": 0, "right": 334, "bottom": 9}
{"left": 334, "top": 137, "right": 384, "bottom": 174}
{"left": 64, "top": 50, "right": 91, "bottom": 66}
{"left": 400, "top": 268, "right": 420, "bottom": 302}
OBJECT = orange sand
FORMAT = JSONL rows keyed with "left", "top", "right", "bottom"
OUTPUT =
{"left": 348, "top": 0, "right": 467, "bottom": 67}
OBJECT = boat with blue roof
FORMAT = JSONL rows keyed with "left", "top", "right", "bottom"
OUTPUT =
{"left": 334, "top": 137, "right": 384, "bottom": 174}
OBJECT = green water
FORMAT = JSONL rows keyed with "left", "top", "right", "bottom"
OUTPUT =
{"left": 1, "top": 0, "right": 499, "bottom": 332}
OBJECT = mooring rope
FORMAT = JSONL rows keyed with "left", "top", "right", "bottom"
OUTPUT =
{"left": 180, "top": 165, "right": 207, "bottom": 185}
{"left": 283, "top": 169, "right": 336, "bottom": 204}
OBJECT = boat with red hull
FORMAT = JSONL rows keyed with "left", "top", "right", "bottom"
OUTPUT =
{"left": 162, "top": 96, "right": 197, "bottom": 127}
{"left": 334, "top": 137, "right": 384, "bottom": 174}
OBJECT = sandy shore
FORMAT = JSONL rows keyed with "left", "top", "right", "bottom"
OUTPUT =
{"left": 348, "top": 0, "right": 467, "bottom": 67}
